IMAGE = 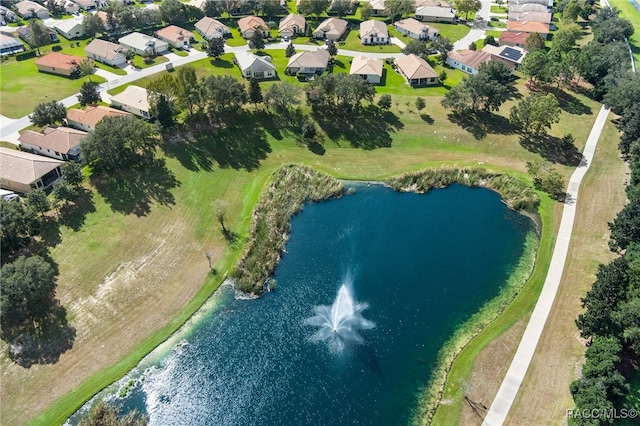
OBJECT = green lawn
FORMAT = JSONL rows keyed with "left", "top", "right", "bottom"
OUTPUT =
{"left": 490, "top": 6, "right": 508, "bottom": 14}
{"left": 55, "top": 41, "right": 128, "bottom": 75}
{"left": 225, "top": 28, "right": 248, "bottom": 46}
{"left": 131, "top": 54, "right": 169, "bottom": 69}
{"left": 430, "top": 22, "right": 472, "bottom": 41}
{"left": 338, "top": 29, "right": 402, "bottom": 53}
{"left": 0, "top": 56, "right": 106, "bottom": 118}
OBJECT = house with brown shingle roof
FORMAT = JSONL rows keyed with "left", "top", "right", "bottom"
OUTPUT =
{"left": 15, "top": 0, "right": 49, "bottom": 19}
{"left": 446, "top": 49, "right": 493, "bottom": 74}
{"left": 0, "top": 147, "right": 63, "bottom": 193}
{"left": 499, "top": 31, "right": 529, "bottom": 48}
{"left": 194, "top": 16, "right": 230, "bottom": 40}
{"left": 34, "top": 52, "right": 88, "bottom": 77}
{"left": 506, "top": 21, "right": 550, "bottom": 38}
{"left": 237, "top": 15, "right": 268, "bottom": 39}
{"left": 18, "top": 126, "right": 87, "bottom": 161}
{"left": 85, "top": 38, "right": 127, "bottom": 67}
{"left": 394, "top": 54, "right": 439, "bottom": 86}
{"left": 155, "top": 25, "right": 194, "bottom": 49}
{"left": 286, "top": 48, "right": 330, "bottom": 75}
{"left": 394, "top": 18, "right": 438, "bottom": 41}
{"left": 314, "top": 17, "right": 348, "bottom": 41}
{"left": 66, "top": 105, "right": 130, "bottom": 132}
{"left": 279, "top": 13, "right": 305, "bottom": 38}
{"left": 349, "top": 55, "right": 383, "bottom": 84}
{"left": 360, "top": 20, "right": 389, "bottom": 45}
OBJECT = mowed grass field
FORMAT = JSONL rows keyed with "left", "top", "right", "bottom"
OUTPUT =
{"left": 0, "top": 73, "right": 606, "bottom": 425}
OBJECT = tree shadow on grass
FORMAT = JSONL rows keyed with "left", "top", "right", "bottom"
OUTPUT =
{"left": 163, "top": 123, "right": 217, "bottom": 172}
{"left": 519, "top": 135, "right": 583, "bottom": 166}
{"left": 312, "top": 105, "right": 403, "bottom": 149}
{"left": 91, "top": 158, "right": 179, "bottom": 216}
{"left": 447, "top": 111, "right": 513, "bottom": 140}
{"left": 420, "top": 113, "right": 434, "bottom": 124}
{"left": 554, "top": 89, "right": 593, "bottom": 115}
{"left": 210, "top": 58, "right": 234, "bottom": 68}
{"left": 57, "top": 187, "right": 96, "bottom": 232}
{"left": 2, "top": 301, "right": 76, "bottom": 369}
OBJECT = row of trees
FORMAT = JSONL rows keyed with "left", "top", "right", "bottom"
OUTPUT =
{"left": 570, "top": 7, "right": 639, "bottom": 424}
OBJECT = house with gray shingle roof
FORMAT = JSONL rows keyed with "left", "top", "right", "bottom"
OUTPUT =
{"left": 0, "top": 147, "right": 63, "bottom": 193}
{"left": 235, "top": 51, "right": 276, "bottom": 79}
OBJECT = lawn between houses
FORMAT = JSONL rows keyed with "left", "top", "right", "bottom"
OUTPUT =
{"left": 0, "top": 76, "right": 607, "bottom": 425}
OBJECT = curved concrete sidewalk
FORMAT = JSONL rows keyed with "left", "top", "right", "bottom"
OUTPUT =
{"left": 482, "top": 104, "right": 610, "bottom": 426}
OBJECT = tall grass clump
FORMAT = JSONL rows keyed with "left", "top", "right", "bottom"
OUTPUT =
{"left": 387, "top": 167, "right": 540, "bottom": 212}
{"left": 232, "top": 165, "right": 344, "bottom": 294}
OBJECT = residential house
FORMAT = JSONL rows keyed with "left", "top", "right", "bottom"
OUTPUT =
{"left": 446, "top": 49, "right": 500, "bottom": 74}
{"left": 237, "top": 15, "right": 268, "bottom": 39}
{"left": 54, "top": 19, "right": 85, "bottom": 40}
{"left": 85, "top": 38, "right": 127, "bottom": 67}
{"left": 18, "top": 126, "right": 87, "bottom": 161}
{"left": 56, "top": 0, "right": 80, "bottom": 14}
{"left": 234, "top": 51, "right": 276, "bottom": 79}
{"left": 279, "top": 13, "right": 305, "bottom": 39}
{"left": 96, "top": 10, "right": 113, "bottom": 31}
{"left": 359, "top": 20, "right": 389, "bottom": 45}
{"left": 194, "top": 16, "right": 230, "bottom": 40}
{"left": 508, "top": 0, "right": 553, "bottom": 9}
{"left": 15, "top": 0, "right": 49, "bottom": 19}
{"left": 482, "top": 44, "right": 526, "bottom": 69}
{"left": 119, "top": 32, "right": 168, "bottom": 56}
{"left": 70, "top": 0, "right": 97, "bottom": 10}
{"left": 414, "top": 6, "right": 456, "bottom": 23}
{"left": 508, "top": 3, "right": 548, "bottom": 13}
{"left": 499, "top": 31, "right": 529, "bottom": 48}
{"left": 110, "top": 85, "right": 150, "bottom": 118}
{"left": 506, "top": 21, "right": 550, "bottom": 38}
{"left": 314, "top": 17, "right": 348, "bottom": 41}
{"left": 394, "top": 53, "right": 439, "bottom": 86}
{"left": 286, "top": 48, "right": 330, "bottom": 75}
{"left": 155, "top": 25, "right": 194, "bottom": 49}
{"left": 17, "top": 25, "right": 59, "bottom": 47}
{"left": 349, "top": 55, "right": 383, "bottom": 84}
{"left": 0, "top": 147, "right": 63, "bottom": 193}
{"left": 508, "top": 11, "right": 552, "bottom": 24}
{"left": 1, "top": 5, "right": 18, "bottom": 22}
{"left": 369, "top": 0, "right": 387, "bottom": 16}
{"left": 415, "top": 0, "right": 452, "bottom": 7}
{"left": 66, "top": 105, "right": 130, "bottom": 132}
{"left": 394, "top": 17, "right": 438, "bottom": 40}
{"left": 34, "top": 52, "right": 88, "bottom": 77}
{"left": 0, "top": 32, "right": 25, "bottom": 55}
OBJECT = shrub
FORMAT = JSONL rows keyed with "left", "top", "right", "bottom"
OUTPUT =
{"left": 16, "top": 50, "right": 36, "bottom": 61}
{"left": 51, "top": 45, "right": 62, "bottom": 52}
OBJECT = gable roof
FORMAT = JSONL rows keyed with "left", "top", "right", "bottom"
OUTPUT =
{"left": 360, "top": 20, "right": 388, "bottom": 39}
{"left": 415, "top": 0, "right": 452, "bottom": 7}
{"left": 315, "top": 17, "right": 348, "bottom": 38}
{"left": 482, "top": 44, "right": 526, "bottom": 64}
{"left": 85, "top": 38, "right": 124, "bottom": 60}
{"left": 499, "top": 31, "right": 530, "bottom": 45}
{"left": 237, "top": 15, "right": 267, "bottom": 34}
{"left": 15, "top": 1, "right": 48, "bottom": 15}
{"left": 71, "top": 0, "right": 95, "bottom": 8}
{"left": 0, "top": 32, "right": 23, "bottom": 49}
{"left": 395, "top": 17, "right": 432, "bottom": 35}
{"left": 34, "top": 52, "right": 84, "bottom": 71}
{"left": 279, "top": 13, "right": 305, "bottom": 32}
{"left": 194, "top": 17, "right": 229, "bottom": 38}
{"left": 415, "top": 6, "right": 456, "bottom": 18}
{"left": 509, "top": 3, "right": 548, "bottom": 13}
{"left": 53, "top": 19, "right": 83, "bottom": 34}
{"left": 349, "top": 55, "right": 383, "bottom": 77}
{"left": 394, "top": 53, "right": 438, "bottom": 79}
{"left": 287, "top": 48, "right": 330, "bottom": 69}
{"left": 234, "top": 51, "right": 276, "bottom": 73}
{"left": 67, "top": 105, "right": 130, "bottom": 128}
{"left": 508, "top": 11, "right": 552, "bottom": 23}
{"left": 447, "top": 49, "right": 493, "bottom": 69}
{"left": 155, "top": 25, "right": 194, "bottom": 44}
{"left": 110, "top": 85, "right": 149, "bottom": 111}
{"left": 119, "top": 32, "right": 166, "bottom": 50}
{"left": 0, "top": 147, "right": 63, "bottom": 185}
{"left": 18, "top": 126, "right": 87, "bottom": 153}
{"left": 370, "top": 0, "right": 386, "bottom": 11}
{"left": 506, "top": 20, "right": 550, "bottom": 34}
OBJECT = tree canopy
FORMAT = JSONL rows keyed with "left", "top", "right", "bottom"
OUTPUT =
{"left": 78, "top": 81, "right": 101, "bottom": 107}
{"left": 30, "top": 101, "right": 67, "bottom": 128}
{"left": 510, "top": 93, "right": 560, "bottom": 136}
{"left": 0, "top": 200, "right": 40, "bottom": 256}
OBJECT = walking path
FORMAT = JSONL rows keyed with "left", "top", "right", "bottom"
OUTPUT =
{"left": 482, "top": 104, "right": 610, "bottom": 425}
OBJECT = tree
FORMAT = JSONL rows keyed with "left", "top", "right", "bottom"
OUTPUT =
{"left": 402, "top": 39, "right": 429, "bottom": 56}
{"left": 326, "top": 39, "right": 338, "bottom": 57}
{"left": 455, "top": 0, "right": 482, "bottom": 20}
{"left": 78, "top": 399, "right": 147, "bottom": 426}
{"left": 134, "top": 8, "right": 162, "bottom": 29}
{"left": 329, "top": 0, "right": 353, "bottom": 16}
{"left": 202, "top": 75, "right": 248, "bottom": 121}
{"left": 526, "top": 160, "right": 566, "bottom": 199}
{"left": 30, "top": 101, "right": 67, "bottom": 128}
{"left": 525, "top": 32, "right": 545, "bottom": 51}
{"left": 297, "top": 0, "right": 330, "bottom": 15}
{"left": 0, "top": 255, "right": 56, "bottom": 326}
{"left": 385, "top": 0, "right": 414, "bottom": 21}
{"left": 483, "top": 35, "right": 498, "bottom": 46}
{"left": 265, "top": 82, "right": 302, "bottom": 114}
{"left": 26, "top": 19, "right": 52, "bottom": 54}
{"left": 82, "top": 13, "right": 105, "bottom": 38}
{"left": 52, "top": 179, "right": 77, "bottom": 206}
{"left": 520, "top": 49, "right": 552, "bottom": 86}
{"left": 26, "top": 188, "right": 50, "bottom": 215}
{"left": 468, "top": 41, "right": 477, "bottom": 51}
{"left": 593, "top": 17, "right": 635, "bottom": 44}
{"left": 552, "top": 23, "right": 581, "bottom": 53}
{"left": 510, "top": 93, "right": 560, "bottom": 136}
{"left": 250, "top": 30, "right": 265, "bottom": 51}
{"left": 159, "top": 0, "right": 187, "bottom": 24}
{"left": 78, "top": 81, "right": 101, "bottom": 107}
{"left": 415, "top": 97, "right": 426, "bottom": 112}
{"left": 206, "top": 37, "right": 225, "bottom": 59}
{"left": 561, "top": 0, "right": 580, "bottom": 23}
{"left": 203, "top": 0, "right": 222, "bottom": 17}
{"left": 248, "top": 78, "right": 263, "bottom": 107}
{"left": 80, "top": 115, "right": 159, "bottom": 173}
{"left": 442, "top": 64, "right": 510, "bottom": 114}
{"left": 378, "top": 94, "right": 392, "bottom": 110}
{"left": 62, "top": 161, "right": 84, "bottom": 188}
{"left": 478, "top": 61, "right": 512, "bottom": 85}
{"left": 360, "top": 2, "right": 373, "bottom": 20}
{"left": 285, "top": 42, "right": 295, "bottom": 58}
{"left": 431, "top": 36, "right": 453, "bottom": 64}
{"left": 153, "top": 94, "right": 174, "bottom": 129}
{"left": 0, "top": 201, "right": 39, "bottom": 255}
{"left": 78, "top": 59, "right": 96, "bottom": 82}
{"left": 608, "top": 199, "right": 640, "bottom": 251}
{"left": 301, "top": 120, "right": 317, "bottom": 141}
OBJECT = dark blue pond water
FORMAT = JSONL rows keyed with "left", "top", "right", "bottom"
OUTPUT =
{"left": 83, "top": 184, "right": 534, "bottom": 426}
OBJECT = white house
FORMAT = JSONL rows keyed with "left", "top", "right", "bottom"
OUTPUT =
{"left": 394, "top": 18, "right": 438, "bottom": 40}
{"left": 110, "top": 85, "right": 150, "bottom": 118}
{"left": 54, "top": 19, "right": 85, "bottom": 40}
{"left": 0, "top": 147, "right": 63, "bottom": 193}
{"left": 194, "top": 16, "right": 230, "bottom": 40}
{"left": 394, "top": 54, "right": 439, "bottom": 86}
{"left": 85, "top": 38, "right": 127, "bottom": 67}
{"left": 414, "top": 6, "right": 456, "bottom": 23}
{"left": 15, "top": 1, "right": 49, "bottom": 19}
{"left": 119, "top": 32, "right": 168, "bottom": 56}
{"left": 359, "top": 20, "right": 389, "bottom": 45}
{"left": 278, "top": 13, "right": 305, "bottom": 39}
{"left": 349, "top": 55, "right": 383, "bottom": 84}
{"left": 18, "top": 126, "right": 86, "bottom": 161}
{"left": 446, "top": 49, "right": 494, "bottom": 74}
{"left": 234, "top": 51, "right": 276, "bottom": 80}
